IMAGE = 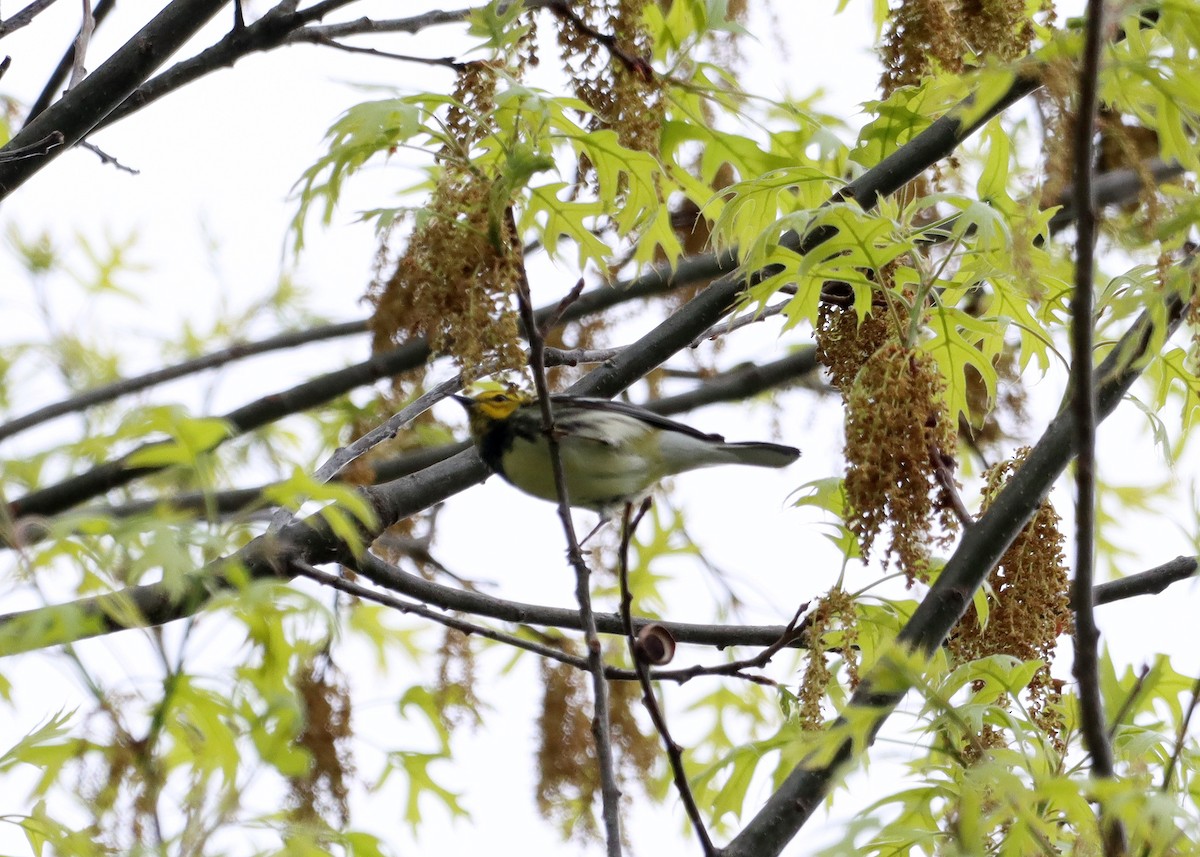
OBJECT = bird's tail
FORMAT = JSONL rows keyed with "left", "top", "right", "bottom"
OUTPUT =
{"left": 720, "top": 441, "right": 800, "bottom": 468}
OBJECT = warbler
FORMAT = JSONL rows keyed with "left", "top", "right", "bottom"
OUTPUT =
{"left": 454, "top": 389, "right": 800, "bottom": 511}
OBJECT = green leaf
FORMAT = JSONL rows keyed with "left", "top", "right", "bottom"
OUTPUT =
{"left": 522, "top": 183, "right": 609, "bottom": 265}
{"left": 921, "top": 306, "right": 1001, "bottom": 424}
{"left": 466, "top": 0, "right": 528, "bottom": 50}
{"left": 0, "top": 710, "right": 75, "bottom": 773}
{"left": 291, "top": 99, "right": 423, "bottom": 250}
{"left": 391, "top": 751, "right": 467, "bottom": 829}
{"left": 264, "top": 468, "right": 378, "bottom": 532}
{"left": 123, "top": 410, "right": 233, "bottom": 468}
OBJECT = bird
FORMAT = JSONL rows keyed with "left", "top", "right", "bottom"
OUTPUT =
{"left": 454, "top": 388, "right": 800, "bottom": 512}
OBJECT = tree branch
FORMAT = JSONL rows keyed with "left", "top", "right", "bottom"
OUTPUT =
{"left": 92, "top": 0, "right": 361, "bottom": 129}
{"left": 21, "top": 0, "right": 117, "bottom": 121}
{"left": 1069, "top": 17, "right": 1120, "bottom": 855}
{"left": 0, "top": 0, "right": 63, "bottom": 38}
{"left": 0, "top": 0, "right": 230, "bottom": 197}
{"left": 1089, "top": 555, "right": 1198, "bottom": 605}
{"left": 618, "top": 500, "right": 715, "bottom": 856}
{"left": 0, "top": 320, "right": 368, "bottom": 444}
{"left": 511, "top": 216, "right": 623, "bottom": 854}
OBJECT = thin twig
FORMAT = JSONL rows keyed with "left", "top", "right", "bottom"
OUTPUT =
{"left": 268, "top": 375, "right": 466, "bottom": 532}
{"left": 689, "top": 300, "right": 790, "bottom": 348}
{"left": 1069, "top": 2, "right": 1121, "bottom": 853}
{"left": 930, "top": 446, "right": 973, "bottom": 528}
{"left": 292, "top": 558, "right": 633, "bottom": 675}
{"left": 617, "top": 500, "right": 716, "bottom": 856}
{"left": 354, "top": 551, "right": 813, "bottom": 653}
{"left": 310, "top": 550, "right": 801, "bottom": 687}
{"left": 1106, "top": 664, "right": 1149, "bottom": 741}
{"left": 537, "top": 277, "right": 587, "bottom": 336}
{"left": 317, "top": 377, "right": 462, "bottom": 485}
{"left": 0, "top": 0, "right": 61, "bottom": 37}
{"left": 510, "top": 208, "right": 622, "bottom": 855}
{"left": 299, "top": 32, "right": 465, "bottom": 68}
{"left": 68, "top": 0, "right": 95, "bottom": 89}
{"left": 1161, "top": 673, "right": 1200, "bottom": 792}
{"left": 0, "top": 319, "right": 367, "bottom": 444}
{"left": 78, "top": 140, "right": 139, "bottom": 173}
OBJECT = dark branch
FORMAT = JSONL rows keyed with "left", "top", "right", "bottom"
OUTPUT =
{"left": 0, "top": 320, "right": 368, "bottom": 444}
{"left": 0, "top": 0, "right": 63, "bottom": 38}
{"left": 1090, "top": 556, "right": 1198, "bottom": 605}
{"left": 0, "top": 0, "right": 230, "bottom": 198}
{"left": 1069, "top": 14, "right": 1120, "bottom": 856}
{"left": 96, "top": 3, "right": 484, "bottom": 131}
{"left": 510, "top": 209, "right": 623, "bottom": 854}
{"left": 618, "top": 500, "right": 716, "bottom": 856}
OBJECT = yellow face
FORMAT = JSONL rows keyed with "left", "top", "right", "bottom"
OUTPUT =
{"left": 469, "top": 389, "right": 527, "bottom": 421}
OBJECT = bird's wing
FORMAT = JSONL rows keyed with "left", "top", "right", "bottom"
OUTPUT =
{"left": 549, "top": 396, "right": 726, "bottom": 444}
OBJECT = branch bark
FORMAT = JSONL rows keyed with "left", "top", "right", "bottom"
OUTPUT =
{"left": 0, "top": 0, "right": 231, "bottom": 197}
{"left": 1068, "top": 8, "right": 1121, "bottom": 851}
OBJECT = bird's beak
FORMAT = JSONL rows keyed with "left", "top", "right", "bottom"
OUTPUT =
{"left": 451, "top": 394, "right": 473, "bottom": 408}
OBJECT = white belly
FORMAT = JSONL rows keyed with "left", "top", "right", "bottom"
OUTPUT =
{"left": 501, "top": 433, "right": 662, "bottom": 508}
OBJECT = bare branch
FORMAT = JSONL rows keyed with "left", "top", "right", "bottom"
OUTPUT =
{"left": 97, "top": 2, "right": 475, "bottom": 131}
{"left": 78, "top": 140, "right": 139, "bottom": 173}
{"left": 618, "top": 500, "right": 715, "bottom": 856}
{"left": 0, "top": 0, "right": 62, "bottom": 38}
{"left": 287, "top": 5, "right": 475, "bottom": 42}
{"left": 1090, "top": 556, "right": 1199, "bottom": 606}
{"left": 291, "top": 559, "right": 617, "bottom": 674}
{"left": 294, "top": 32, "right": 464, "bottom": 68}
{"left": 511, "top": 211, "right": 623, "bottom": 855}
{"left": 315, "top": 376, "right": 464, "bottom": 488}
{"left": 67, "top": 0, "right": 95, "bottom": 89}
{"left": 0, "top": 320, "right": 367, "bottom": 444}
{"left": 0, "top": 0, "right": 229, "bottom": 198}
{"left": 22, "top": 0, "right": 115, "bottom": 121}
{"left": 1069, "top": 5, "right": 1122, "bottom": 852}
